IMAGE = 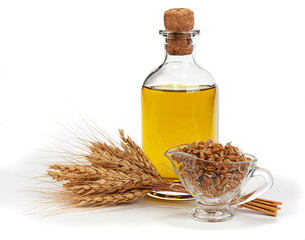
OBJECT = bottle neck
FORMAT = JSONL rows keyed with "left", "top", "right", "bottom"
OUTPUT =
{"left": 164, "top": 48, "right": 197, "bottom": 65}
{"left": 160, "top": 29, "right": 200, "bottom": 65}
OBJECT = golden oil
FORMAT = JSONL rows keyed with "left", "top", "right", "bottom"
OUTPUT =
{"left": 141, "top": 85, "right": 218, "bottom": 180}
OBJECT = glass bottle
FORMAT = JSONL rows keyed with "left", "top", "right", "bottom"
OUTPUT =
{"left": 141, "top": 29, "right": 218, "bottom": 200}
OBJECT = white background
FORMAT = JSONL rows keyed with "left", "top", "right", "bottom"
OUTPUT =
{"left": 0, "top": 0, "right": 304, "bottom": 239}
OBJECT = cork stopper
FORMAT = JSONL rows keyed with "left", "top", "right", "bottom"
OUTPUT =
{"left": 163, "top": 8, "right": 195, "bottom": 55}
{"left": 164, "top": 8, "right": 194, "bottom": 32}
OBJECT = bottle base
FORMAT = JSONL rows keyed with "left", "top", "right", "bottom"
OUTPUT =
{"left": 147, "top": 191, "right": 194, "bottom": 201}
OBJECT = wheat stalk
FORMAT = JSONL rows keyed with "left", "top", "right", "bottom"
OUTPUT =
{"left": 44, "top": 128, "right": 187, "bottom": 211}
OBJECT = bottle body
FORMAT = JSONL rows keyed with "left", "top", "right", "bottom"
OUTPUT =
{"left": 142, "top": 85, "right": 218, "bottom": 179}
{"left": 142, "top": 29, "right": 218, "bottom": 189}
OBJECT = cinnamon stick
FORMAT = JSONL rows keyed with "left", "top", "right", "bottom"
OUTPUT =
{"left": 241, "top": 203, "right": 277, "bottom": 216}
{"left": 255, "top": 198, "right": 282, "bottom": 205}
{"left": 240, "top": 198, "right": 282, "bottom": 216}
{"left": 246, "top": 201, "right": 279, "bottom": 212}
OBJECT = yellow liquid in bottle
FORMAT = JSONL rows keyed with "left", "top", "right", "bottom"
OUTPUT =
{"left": 141, "top": 85, "right": 218, "bottom": 180}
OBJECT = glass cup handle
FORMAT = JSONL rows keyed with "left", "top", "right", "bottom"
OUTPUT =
{"left": 232, "top": 167, "right": 274, "bottom": 206}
